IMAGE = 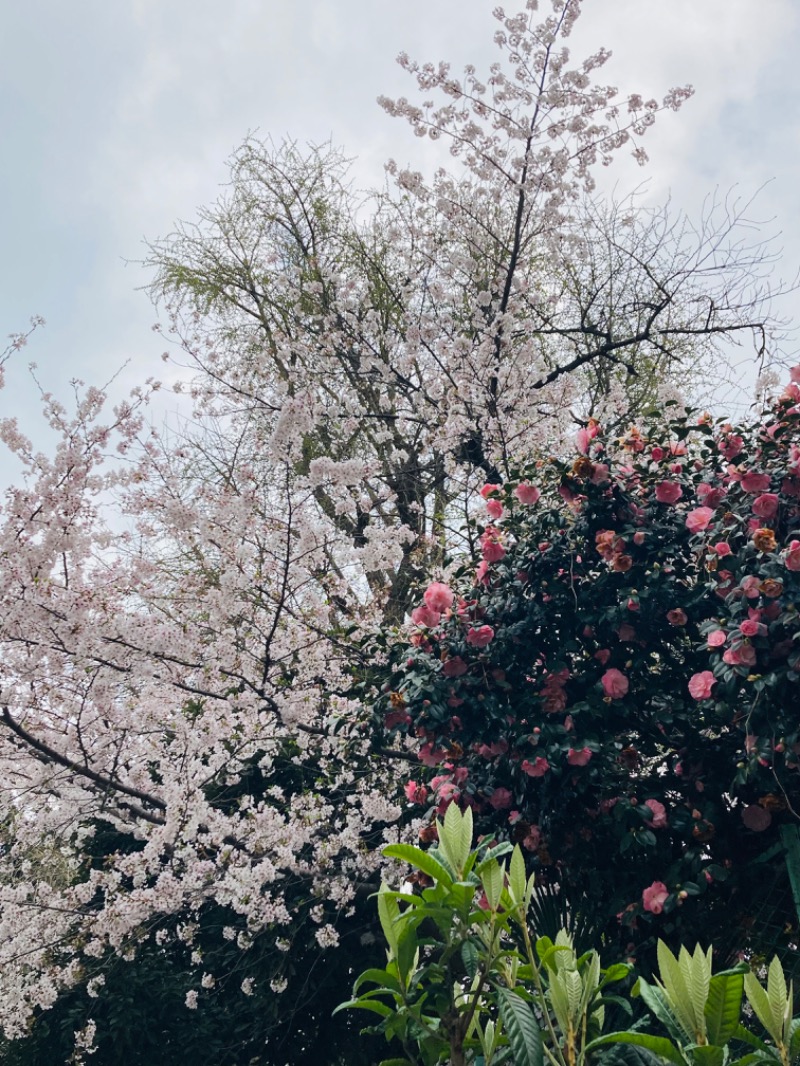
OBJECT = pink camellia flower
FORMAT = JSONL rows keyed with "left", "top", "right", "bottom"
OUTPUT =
{"left": 666, "top": 608, "right": 687, "bottom": 626}
{"left": 707, "top": 630, "right": 727, "bottom": 647}
{"left": 642, "top": 881, "right": 669, "bottom": 914}
{"left": 418, "top": 743, "right": 448, "bottom": 767}
{"left": 424, "top": 582, "right": 454, "bottom": 614}
{"left": 404, "top": 781, "right": 428, "bottom": 804}
{"left": 688, "top": 671, "right": 716, "bottom": 700}
{"left": 567, "top": 747, "right": 592, "bottom": 767}
{"left": 481, "top": 527, "right": 506, "bottom": 562}
{"left": 785, "top": 540, "right": 800, "bottom": 571}
{"left": 486, "top": 498, "right": 504, "bottom": 520}
{"left": 651, "top": 446, "right": 665, "bottom": 461}
{"left": 576, "top": 422, "right": 600, "bottom": 453}
{"left": 442, "top": 656, "right": 468, "bottom": 678}
{"left": 686, "top": 506, "right": 714, "bottom": 533}
{"left": 741, "top": 575, "right": 762, "bottom": 598}
{"left": 591, "top": 463, "right": 610, "bottom": 484}
{"left": 654, "top": 481, "right": 683, "bottom": 504}
{"left": 411, "top": 604, "right": 441, "bottom": 628}
{"left": 791, "top": 365, "right": 800, "bottom": 384}
{"left": 645, "top": 799, "right": 668, "bottom": 828}
{"left": 476, "top": 560, "right": 491, "bottom": 585}
{"left": 466, "top": 624, "right": 495, "bottom": 648}
{"left": 617, "top": 624, "right": 636, "bottom": 642}
{"left": 740, "top": 471, "right": 772, "bottom": 494}
{"left": 480, "top": 483, "right": 502, "bottom": 498}
{"left": 718, "top": 434, "right": 744, "bottom": 461}
{"left": 594, "top": 648, "right": 611, "bottom": 665}
{"left": 521, "top": 756, "right": 550, "bottom": 777}
{"left": 488, "top": 787, "right": 513, "bottom": 810}
{"left": 753, "top": 493, "right": 779, "bottom": 519}
{"left": 739, "top": 619, "right": 765, "bottom": 638}
{"left": 602, "top": 668, "right": 629, "bottom": 699}
{"left": 714, "top": 541, "right": 732, "bottom": 556}
{"left": 723, "top": 644, "right": 756, "bottom": 667}
{"left": 515, "top": 482, "right": 541, "bottom": 505}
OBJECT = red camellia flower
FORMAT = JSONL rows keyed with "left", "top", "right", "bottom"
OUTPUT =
{"left": 688, "top": 671, "right": 716, "bottom": 700}
{"left": 601, "top": 668, "right": 629, "bottom": 699}
{"left": 521, "top": 756, "right": 550, "bottom": 777}
{"left": 567, "top": 747, "right": 592, "bottom": 766}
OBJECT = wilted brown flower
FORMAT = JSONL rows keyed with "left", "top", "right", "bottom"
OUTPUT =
{"left": 752, "top": 528, "right": 777, "bottom": 553}
{"left": 760, "top": 578, "right": 784, "bottom": 598}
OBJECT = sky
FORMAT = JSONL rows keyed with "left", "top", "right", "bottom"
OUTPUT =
{"left": 1, "top": 0, "right": 799, "bottom": 483}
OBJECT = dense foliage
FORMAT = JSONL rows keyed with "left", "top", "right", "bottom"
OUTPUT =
{"left": 374, "top": 373, "right": 800, "bottom": 971}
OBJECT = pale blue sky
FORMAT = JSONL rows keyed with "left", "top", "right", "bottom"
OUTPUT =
{"left": 2, "top": 0, "right": 799, "bottom": 482}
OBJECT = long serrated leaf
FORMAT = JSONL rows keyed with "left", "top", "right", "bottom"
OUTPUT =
{"left": 510, "top": 845, "right": 526, "bottom": 905}
{"left": 377, "top": 884, "right": 401, "bottom": 956}
{"left": 579, "top": 952, "right": 602, "bottom": 1017}
{"left": 584, "top": 1031, "right": 687, "bottom": 1066}
{"left": 733, "top": 1024, "right": 773, "bottom": 1055}
{"left": 745, "top": 972, "right": 781, "bottom": 1045}
{"left": 639, "top": 979, "right": 690, "bottom": 1047}
{"left": 548, "top": 972, "right": 573, "bottom": 1036}
{"left": 687, "top": 1044, "right": 725, "bottom": 1066}
{"left": 481, "top": 859, "right": 504, "bottom": 911}
{"left": 497, "top": 987, "right": 543, "bottom": 1066}
{"left": 436, "top": 802, "right": 473, "bottom": 877}
{"left": 462, "top": 940, "right": 480, "bottom": 981}
{"left": 705, "top": 971, "right": 744, "bottom": 1046}
{"left": 686, "top": 946, "right": 712, "bottom": 1040}
{"left": 789, "top": 1016, "right": 800, "bottom": 1061}
{"left": 767, "top": 956, "right": 789, "bottom": 1043}
{"left": 565, "top": 968, "right": 584, "bottom": 1027}
{"left": 383, "top": 843, "right": 455, "bottom": 886}
{"left": 656, "top": 943, "right": 698, "bottom": 1043}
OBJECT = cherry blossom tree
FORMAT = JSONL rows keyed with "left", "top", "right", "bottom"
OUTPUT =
{"left": 0, "top": 1, "right": 792, "bottom": 1061}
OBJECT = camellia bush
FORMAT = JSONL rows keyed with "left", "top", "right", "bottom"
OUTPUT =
{"left": 373, "top": 370, "right": 800, "bottom": 971}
